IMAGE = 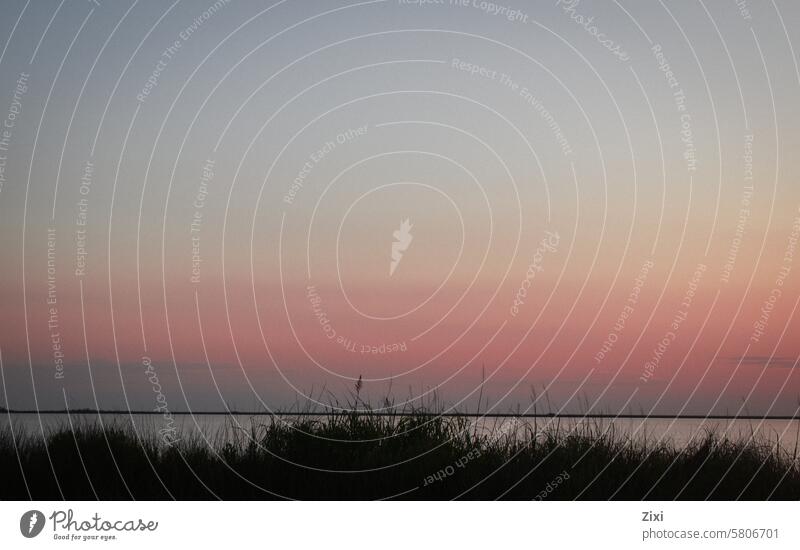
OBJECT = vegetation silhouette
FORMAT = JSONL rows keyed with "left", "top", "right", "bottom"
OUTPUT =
{"left": 2, "top": 392, "right": 799, "bottom": 500}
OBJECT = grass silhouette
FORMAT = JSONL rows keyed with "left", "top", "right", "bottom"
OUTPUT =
{"left": 2, "top": 399, "right": 798, "bottom": 499}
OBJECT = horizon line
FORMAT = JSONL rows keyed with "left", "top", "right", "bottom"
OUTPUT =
{"left": 2, "top": 408, "right": 799, "bottom": 420}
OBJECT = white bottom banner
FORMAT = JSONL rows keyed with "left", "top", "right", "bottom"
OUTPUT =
{"left": 1, "top": 501, "right": 798, "bottom": 549}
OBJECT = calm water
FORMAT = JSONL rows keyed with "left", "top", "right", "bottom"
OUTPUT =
{"left": 2, "top": 413, "right": 799, "bottom": 452}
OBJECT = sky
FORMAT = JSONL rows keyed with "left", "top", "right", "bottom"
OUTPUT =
{"left": 0, "top": 0, "right": 799, "bottom": 415}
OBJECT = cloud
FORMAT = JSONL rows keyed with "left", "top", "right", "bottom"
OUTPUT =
{"left": 727, "top": 355, "right": 799, "bottom": 368}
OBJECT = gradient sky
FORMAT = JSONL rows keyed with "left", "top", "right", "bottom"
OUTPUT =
{"left": 1, "top": 0, "right": 799, "bottom": 415}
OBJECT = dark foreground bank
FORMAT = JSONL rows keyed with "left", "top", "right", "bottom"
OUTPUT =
{"left": 2, "top": 410, "right": 798, "bottom": 500}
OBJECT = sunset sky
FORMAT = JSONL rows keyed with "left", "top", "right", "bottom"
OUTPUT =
{"left": 1, "top": 0, "right": 799, "bottom": 415}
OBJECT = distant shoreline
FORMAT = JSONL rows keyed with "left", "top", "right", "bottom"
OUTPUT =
{"left": 2, "top": 409, "right": 799, "bottom": 420}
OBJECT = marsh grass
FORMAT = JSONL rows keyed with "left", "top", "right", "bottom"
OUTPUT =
{"left": 1, "top": 400, "right": 798, "bottom": 499}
